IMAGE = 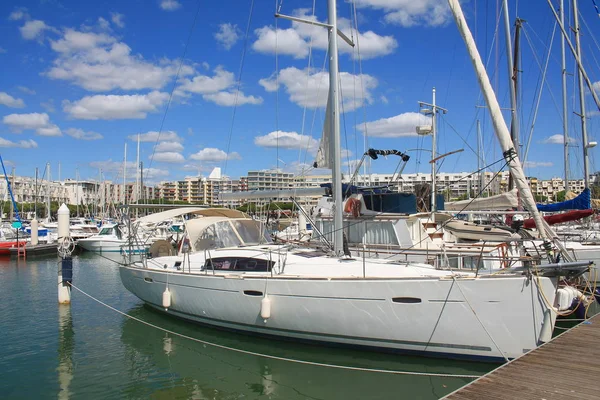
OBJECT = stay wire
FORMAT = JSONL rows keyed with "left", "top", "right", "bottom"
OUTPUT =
{"left": 148, "top": 0, "right": 202, "bottom": 170}
{"left": 223, "top": 0, "right": 255, "bottom": 176}
{"left": 67, "top": 282, "right": 481, "bottom": 379}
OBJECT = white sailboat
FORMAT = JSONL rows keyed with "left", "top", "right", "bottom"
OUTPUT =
{"left": 119, "top": 0, "right": 588, "bottom": 361}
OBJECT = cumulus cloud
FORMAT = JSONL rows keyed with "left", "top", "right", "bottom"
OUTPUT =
{"left": 0, "top": 137, "right": 37, "bottom": 148}
{"left": 143, "top": 167, "right": 170, "bottom": 180}
{"left": 259, "top": 67, "right": 377, "bottom": 111}
{"left": 189, "top": 148, "right": 241, "bottom": 162}
{"left": 154, "top": 141, "right": 184, "bottom": 152}
{"left": 90, "top": 159, "right": 136, "bottom": 173}
{"left": 129, "top": 130, "right": 182, "bottom": 142}
{"left": 354, "top": 0, "right": 452, "bottom": 28}
{"left": 541, "top": 134, "right": 576, "bottom": 144}
{"left": 0, "top": 92, "right": 25, "bottom": 108}
{"left": 46, "top": 28, "right": 194, "bottom": 92}
{"left": 254, "top": 131, "right": 318, "bottom": 150}
{"left": 176, "top": 66, "right": 262, "bottom": 106}
{"left": 111, "top": 12, "right": 125, "bottom": 28}
{"left": 252, "top": 9, "right": 397, "bottom": 60}
{"left": 9, "top": 8, "right": 28, "bottom": 21}
{"left": 152, "top": 151, "right": 185, "bottom": 163}
{"left": 2, "top": 112, "right": 61, "bottom": 136}
{"left": 63, "top": 91, "right": 169, "bottom": 120}
{"left": 160, "top": 0, "right": 181, "bottom": 11}
{"left": 524, "top": 161, "right": 553, "bottom": 168}
{"left": 358, "top": 112, "right": 430, "bottom": 137}
{"left": 17, "top": 86, "right": 36, "bottom": 95}
{"left": 65, "top": 128, "right": 103, "bottom": 140}
{"left": 20, "top": 20, "right": 53, "bottom": 40}
{"left": 215, "top": 23, "right": 239, "bottom": 50}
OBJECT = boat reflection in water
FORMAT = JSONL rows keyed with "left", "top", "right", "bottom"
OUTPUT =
{"left": 119, "top": 305, "right": 490, "bottom": 400}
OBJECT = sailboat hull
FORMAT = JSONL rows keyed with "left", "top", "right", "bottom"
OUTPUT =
{"left": 120, "top": 266, "right": 557, "bottom": 361}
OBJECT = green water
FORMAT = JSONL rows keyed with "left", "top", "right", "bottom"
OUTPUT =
{"left": 0, "top": 253, "right": 494, "bottom": 399}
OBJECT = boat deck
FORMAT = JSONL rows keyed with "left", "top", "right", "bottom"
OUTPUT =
{"left": 444, "top": 313, "right": 600, "bottom": 399}
{"left": 10, "top": 243, "right": 58, "bottom": 258}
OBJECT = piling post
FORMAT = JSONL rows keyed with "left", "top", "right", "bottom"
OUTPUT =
{"left": 31, "top": 218, "right": 38, "bottom": 246}
{"left": 57, "top": 204, "right": 72, "bottom": 304}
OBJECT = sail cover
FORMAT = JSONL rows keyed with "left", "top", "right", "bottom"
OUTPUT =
{"left": 445, "top": 189, "right": 518, "bottom": 211}
{"left": 313, "top": 97, "right": 332, "bottom": 169}
{"left": 523, "top": 209, "right": 595, "bottom": 228}
{"left": 537, "top": 188, "right": 591, "bottom": 212}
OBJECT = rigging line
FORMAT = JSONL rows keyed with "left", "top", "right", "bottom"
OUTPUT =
{"left": 305, "top": 51, "right": 329, "bottom": 169}
{"left": 337, "top": 74, "right": 352, "bottom": 176}
{"left": 223, "top": 0, "right": 255, "bottom": 176}
{"left": 67, "top": 283, "right": 481, "bottom": 379}
{"left": 350, "top": 1, "right": 359, "bottom": 167}
{"left": 523, "top": 22, "right": 557, "bottom": 164}
{"left": 521, "top": 27, "right": 563, "bottom": 126}
{"left": 298, "top": 0, "right": 318, "bottom": 169}
{"left": 148, "top": 0, "right": 202, "bottom": 171}
{"left": 440, "top": 117, "right": 478, "bottom": 158}
{"left": 352, "top": 0, "right": 370, "bottom": 176}
{"left": 580, "top": 8, "right": 600, "bottom": 54}
{"left": 275, "top": 0, "right": 280, "bottom": 176}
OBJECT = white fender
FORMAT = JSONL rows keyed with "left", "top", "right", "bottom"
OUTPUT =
{"left": 162, "top": 287, "right": 171, "bottom": 310}
{"left": 261, "top": 296, "right": 271, "bottom": 321}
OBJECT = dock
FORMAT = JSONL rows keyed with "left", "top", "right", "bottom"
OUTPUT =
{"left": 10, "top": 243, "right": 58, "bottom": 258}
{"left": 444, "top": 314, "right": 600, "bottom": 400}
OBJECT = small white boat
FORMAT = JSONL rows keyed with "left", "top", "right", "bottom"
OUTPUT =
{"left": 77, "top": 224, "right": 126, "bottom": 253}
{"left": 444, "top": 220, "right": 521, "bottom": 242}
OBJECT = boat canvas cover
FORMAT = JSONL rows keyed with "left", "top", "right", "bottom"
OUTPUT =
{"left": 445, "top": 189, "right": 518, "bottom": 211}
{"left": 537, "top": 188, "right": 591, "bottom": 212}
{"left": 135, "top": 207, "right": 208, "bottom": 225}
{"left": 523, "top": 209, "right": 595, "bottom": 229}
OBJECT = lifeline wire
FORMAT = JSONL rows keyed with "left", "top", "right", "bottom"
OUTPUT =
{"left": 67, "top": 282, "right": 481, "bottom": 380}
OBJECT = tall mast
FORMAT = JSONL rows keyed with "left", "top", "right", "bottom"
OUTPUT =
{"left": 502, "top": 0, "right": 519, "bottom": 161}
{"left": 431, "top": 88, "right": 437, "bottom": 215}
{"left": 123, "top": 143, "right": 127, "bottom": 204}
{"left": 447, "top": 0, "right": 548, "bottom": 240}
{"left": 561, "top": 0, "right": 570, "bottom": 192}
{"left": 46, "top": 163, "right": 51, "bottom": 222}
{"left": 34, "top": 167, "right": 38, "bottom": 218}
{"left": 477, "top": 119, "right": 485, "bottom": 193}
{"left": 75, "top": 167, "right": 79, "bottom": 217}
{"left": 327, "top": 0, "right": 344, "bottom": 256}
{"left": 572, "top": 0, "right": 590, "bottom": 188}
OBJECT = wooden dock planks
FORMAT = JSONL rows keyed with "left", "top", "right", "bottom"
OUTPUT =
{"left": 444, "top": 313, "right": 600, "bottom": 400}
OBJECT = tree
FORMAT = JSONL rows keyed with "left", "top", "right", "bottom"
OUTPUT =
{"left": 555, "top": 190, "right": 566, "bottom": 202}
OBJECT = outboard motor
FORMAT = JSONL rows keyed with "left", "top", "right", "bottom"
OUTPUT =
{"left": 511, "top": 214, "right": 524, "bottom": 233}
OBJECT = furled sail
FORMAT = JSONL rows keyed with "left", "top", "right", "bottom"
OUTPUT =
{"left": 313, "top": 97, "right": 332, "bottom": 169}
{"left": 445, "top": 189, "right": 518, "bottom": 211}
{"left": 523, "top": 209, "right": 595, "bottom": 228}
{"left": 537, "top": 188, "right": 591, "bottom": 212}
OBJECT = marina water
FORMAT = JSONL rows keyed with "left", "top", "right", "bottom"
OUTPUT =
{"left": 1, "top": 253, "right": 493, "bottom": 399}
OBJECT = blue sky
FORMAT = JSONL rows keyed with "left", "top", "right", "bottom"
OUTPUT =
{"left": 0, "top": 0, "right": 599, "bottom": 185}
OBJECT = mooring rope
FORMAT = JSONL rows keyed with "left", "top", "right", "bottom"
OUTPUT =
{"left": 67, "top": 282, "right": 481, "bottom": 379}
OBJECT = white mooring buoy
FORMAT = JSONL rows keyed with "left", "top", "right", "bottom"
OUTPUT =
{"left": 57, "top": 203, "right": 70, "bottom": 240}
{"left": 261, "top": 295, "right": 271, "bottom": 321}
{"left": 162, "top": 287, "right": 171, "bottom": 310}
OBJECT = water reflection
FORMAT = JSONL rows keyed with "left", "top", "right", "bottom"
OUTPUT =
{"left": 57, "top": 305, "right": 74, "bottom": 400}
{"left": 120, "top": 305, "right": 490, "bottom": 400}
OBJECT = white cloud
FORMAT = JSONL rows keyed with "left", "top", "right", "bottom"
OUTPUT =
{"left": 354, "top": 0, "right": 451, "bottom": 28}
{"left": 358, "top": 112, "right": 430, "bottom": 137}
{"left": 143, "top": 167, "right": 170, "bottom": 180}
{"left": 203, "top": 91, "right": 262, "bottom": 106}
{"left": 380, "top": 95, "right": 389, "bottom": 104}
{"left": 17, "top": 86, "right": 35, "bottom": 95}
{"left": 0, "top": 137, "right": 37, "bottom": 148}
{"left": 252, "top": 9, "right": 397, "bottom": 60}
{"left": 160, "top": 0, "right": 181, "bottom": 11}
{"left": 260, "top": 67, "right": 377, "bottom": 111}
{"left": 129, "top": 130, "right": 182, "bottom": 143}
{"left": 0, "top": 92, "right": 25, "bottom": 108}
{"left": 176, "top": 66, "right": 262, "bottom": 106}
{"left": 65, "top": 128, "right": 103, "bottom": 140}
{"left": 190, "top": 148, "right": 241, "bottom": 162}
{"left": 90, "top": 159, "right": 136, "bottom": 173}
{"left": 541, "top": 134, "right": 576, "bottom": 144}
{"left": 63, "top": 91, "right": 168, "bottom": 120}
{"left": 254, "top": 131, "right": 318, "bottom": 150}
{"left": 253, "top": 27, "right": 309, "bottom": 59}
{"left": 46, "top": 28, "right": 193, "bottom": 92}
{"left": 111, "top": 12, "right": 125, "bottom": 28}
{"left": 97, "top": 17, "right": 110, "bottom": 31}
{"left": 215, "top": 23, "right": 239, "bottom": 50}
{"left": 154, "top": 141, "right": 184, "bottom": 152}
{"left": 152, "top": 151, "right": 185, "bottom": 163}
{"left": 2, "top": 112, "right": 61, "bottom": 136}
{"left": 177, "top": 67, "right": 235, "bottom": 94}
{"left": 9, "top": 9, "right": 28, "bottom": 21}
{"left": 20, "top": 20, "right": 52, "bottom": 40}
{"left": 524, "top": 161, "right": 553, "bottom": 168}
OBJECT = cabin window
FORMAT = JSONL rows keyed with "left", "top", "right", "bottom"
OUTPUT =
{"left": 204, "top": 257, "right": 274, "bottom": 272}
{"left": 99, "top": 227, "right": 113, "bottom": 236}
